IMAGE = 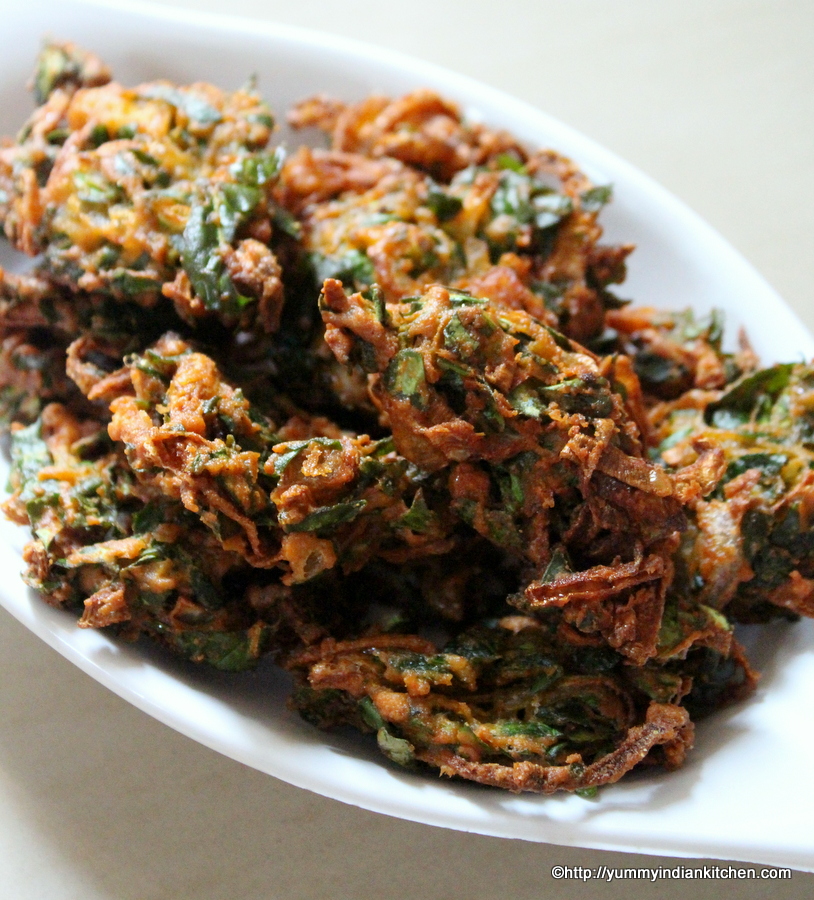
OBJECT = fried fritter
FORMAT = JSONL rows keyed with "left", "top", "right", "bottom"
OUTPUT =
{"left": 87, "top": 334, "right": 456, "bottom": 581}
{"left": 653, "top": 361, "right": 814, "bottom": 622}
{"left": 3, "top": 403, "right": 281, "bottom": 667}
{"left": 2, "top": 42, "right": 813, "bottom": 796}
{"left": 288, "top": 89, "right": 525, "bottom": 182}
{"left": 1, "top": 42, "right": 285, "bottom": 333}
{"left": 607, "top": 305, "right": 757, "bottom": 401}
{"left": 288, "top": 612, "right": 756, "bottom": 793}
{"left": 280, "top": 118, "right": 631, "bottom": 343}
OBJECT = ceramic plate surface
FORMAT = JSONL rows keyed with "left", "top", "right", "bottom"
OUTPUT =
{"left": 2, "top": 0, "right": 813, "bottom": 870}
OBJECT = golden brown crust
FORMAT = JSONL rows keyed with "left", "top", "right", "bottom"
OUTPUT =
{"left": 421, "top": 703, "right": 693, "bottom": 793}
{"left": 3, "top": 48, "right": 803, "bottom": 796}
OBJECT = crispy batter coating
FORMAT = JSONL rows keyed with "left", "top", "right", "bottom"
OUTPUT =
{"left": 3, "top": 403, "right": 279, "bottom": 666}
{"left": 278, "top": 121, "right": 632, "bottom": 343}
{"left": 2, "top": 43, "right": 812, "bottom": 795}
{"left": 607, "top": 306, "right": 757, "bottom": 401}
{"left": 98, "top": 334, "right": 456, "bottom": 581}
{"left": 288, "top": 614, "right": 757, "bottom": 792}
{"left": 1, "top": 42, "right": 285, "bottom": 332}
{"left": 319, "top": 279, "right": 734, "bottom": 666}
{"left": 0, "top": 263, "right": 186, "bottom": 424}
{"left": 652, "top": 361, "right": 814, "bottom": 622}
{"left": 288, "top": 90, "right": 526, "bottom": 182}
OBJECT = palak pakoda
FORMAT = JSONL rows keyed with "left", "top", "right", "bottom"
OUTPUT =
{"left": 0, "top": 42, "right": 811, "bottom": 795}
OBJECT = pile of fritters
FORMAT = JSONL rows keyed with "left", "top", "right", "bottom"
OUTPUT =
{"left": 2, "top": 42, "right": 814, "bottom": 794}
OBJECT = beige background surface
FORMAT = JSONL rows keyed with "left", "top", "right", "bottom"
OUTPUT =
{"left": 1, "top": 1, "right": 813, "bottom": 897}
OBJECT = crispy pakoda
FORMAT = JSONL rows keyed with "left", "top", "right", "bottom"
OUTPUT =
{"left": 89, "top": 333, "right": 456, "bottom": 581}
{"left": 289, "top": 616, "right": 693, "bottom": 793}
{"left": 288, "top": 608, "right": 756, "bottom": 793}
{"left": 0, "top": 268, "right": 81, "bottom": 424}
{"left": 287, "top": 89, "right": 525, "bottom": 181}
{"left": 0, "top": 41, "right": 285, "bottom": 333}
{"left": 318, "top": 279, "right": 734, "bottom": 665}
{"left": 3, "top": 42, "right": 814, "bottom": 796}
{"left": 3, "top": 403, "right": 281, "bottom": 668}
{"left": 320, "top": 280, "right": 692, "bottom": 566}
{"left": 281, "top": 105, "right": 631, "bottom": 343}
{"left": 0, "top": 263, "right": 184, "bottom": 424}
{"left": 653, "top": 361, "right": 814, "bottom": 622}
{"left": 607, "top": 305, "right": 757, "bottom": 401}
{"left": 272, "top": 90, "right": 633, "bottom": 418}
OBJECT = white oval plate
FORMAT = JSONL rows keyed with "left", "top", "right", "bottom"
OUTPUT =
{"left": 2, "top": 0, "right": 814, "bottom": 871}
